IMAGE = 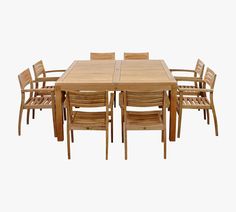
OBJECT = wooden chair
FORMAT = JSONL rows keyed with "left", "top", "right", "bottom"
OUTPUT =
{"left": 90, "top": 52, "right": 115, "bottom": 60}
{"left": 90, "top": 52, "right": 116, "bottom": 108}
{"left": 177, "top": 68, "right": 218, "bottom": 137}
{"left": 120, "top": 91, "right": 167, "bottom": 159}
{"left": 124, "top": 52, "right": 149, "bottom": 60}
{"left": 18, "top": 69, "right": 56, "bottom": 136}
{"left": 33, "top": 60, "right": 66, "bottom": 119}
{"left": 170, "top": 59, "right": 205, "bottom": 95}
{"left": 66, "top": 91, "right": 113, "bottom": 160}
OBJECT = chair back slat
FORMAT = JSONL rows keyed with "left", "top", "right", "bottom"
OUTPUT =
{"left": 124, "top": 52, "right": 149, "bottom": 60}
{"left": 18, "top": 68, "right": 33, "bottom": 89}
{"left": 33, "top": 60, "right": 46, "bottom": 79}
{"left": 195, "top": 59, "right": 205, "bottom": 77}
{"left": 125, "top": 91, "right": 164, "bottom": 107}
{"left": 90, "top": 52, "right": 115, "bottom": 60}
{"left": 67, "top": 91, "right": 107, "bottom": 107}
{"left": 204, "top": 68, "right": 216, "bottom": 88}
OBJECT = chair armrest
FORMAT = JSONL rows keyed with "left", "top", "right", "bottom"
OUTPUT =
{"left": 170, "top": 69, "right": 195, "bottom": 73}
{"left": 22, "top": 88, "right": 54, "bottom": 93}
{"left": 175, "top": 76, "right": 204, "bottom": 82}
{"left": 178, "top": 87, "right": 213, "bottom": 93}
{"left": 33, "top": 77, "right": 59, "bottom": 82}
{"left": 45, "top": 70, "right": 65, "bottom": 73}
{"left": 109, "top": 93, "right": 114, "bottom": 109}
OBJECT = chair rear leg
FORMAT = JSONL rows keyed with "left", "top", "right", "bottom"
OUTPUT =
{"left": 71, "top": 130, "right": 74, "bottom": 143}
{"left": 32, "top": 109, "right": 35, "bottom": 119}
{"left": 124, "top": 124, "right": 128, "bottom": 160}
{"left": 203, "top": 109, "right": 206, "bottom": 120}
{"left": 177, "top": 108, "right": 183, "bottom": 138}
{"left": 206, "top": 109, "right": 210, "bottom": 125}
{"left": 26, "top": 109, "right": 30, "bottom": 125}
{"left": 114, "top": 91, "right": 116, "bottom": 108}
{"left": 106, "top": 126, "right": 109, "bottom": 160}
{"left": 163, "top": 130, "right": 167, "bottom": 159}
{"left": 67, "top": 128, "right": 71, "bottom": 159}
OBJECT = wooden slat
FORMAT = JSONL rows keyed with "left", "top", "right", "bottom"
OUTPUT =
{"left": 90, "top": 52, "right": 115, "bottom": 60}
{"left": 124, "top": 52, "right": 149, "bottom": 60}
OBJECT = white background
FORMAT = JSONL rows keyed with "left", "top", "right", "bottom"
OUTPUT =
{"left": 0, "top": 0, "right": 235, "bottom": 211}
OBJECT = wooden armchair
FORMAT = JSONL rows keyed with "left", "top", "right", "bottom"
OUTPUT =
{"left": 33, "top": 60, "right": 65, "bottom": 119}
{"left": 18, "top": 69, "right": 56, "bottom": 136}
{"left": 66, "top": 91, "right": 114, "bottom": 160}
{"left": 120, "top": 91, "right": 167, "bottom": 159}
{"left": 177, "top": 68, "right": 218, "bottom": 137}
{"left": 124, "top": 52, "right": 149, "bottom": 60}
{"left": 90, "top": 52, "right": 116, "bottom": 108}
{"left": 170, "top": 59, "right": 205, "bottom": 95}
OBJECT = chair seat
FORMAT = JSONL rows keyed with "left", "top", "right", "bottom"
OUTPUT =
{"left": 177, "top": 85, "right": 201, "bottom": 95}
{"left": 25, "top": 96, "right": 53, "bottom": 109}
{"left": 70, "top": 111, "right": 107, "bottom": 130}
{"left": 126, "top": 111, "right": 164, "bottom": 130}
{"left": 178, "top": 96, "right": 210, "bottom": 109}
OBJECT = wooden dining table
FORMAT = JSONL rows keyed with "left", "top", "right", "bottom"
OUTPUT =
{"left": 55, "top": 60, "right": 177, "bottom": 141}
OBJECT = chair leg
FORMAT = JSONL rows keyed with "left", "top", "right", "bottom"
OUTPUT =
{"left": 114, "top": 91, "right": 116, "bottom": 108}
{"left": 26, "top": 109, "right": 30, "bottom": 125}
{"left": 163, "top": 130, "right": 167, "bottom": 159}
{"left": 106, "top": 126, "right": 109, "bottom": 160}
{"left": 211, "top": 108, "right": 219, "bottom": 136}
{"left": 71, "top": 130, "right": 74, "bottom": 143}
{"left": 203, "top": 109, "right": 206, "bottom": 120}
{"left": 18, "top": 107, "right": 24, "bottom": 136}
{"left": 124, "top": 124, "right": 128, "bottom": 160}
{"left": 111, "top": 114, "right": 113, "bottom": 143}
{"left": 63, "top": 108, "right": 67, "bottom": 121}
{"left": 206, "top": 109, "right": 210, "bottom": 125}
{"left": 67, "top": 128, "right": 71, "bottom": 159}
{"left": 177, "top": 107, "right": 183, "bottom": 138}
{"left": 32, "top": 109, "right": 35, "bottom": 119}
{"left": 121, "top": 109, "right": 124, "bottom": 143}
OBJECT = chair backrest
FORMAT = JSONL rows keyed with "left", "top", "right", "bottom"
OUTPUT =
{"left": 90, "top": 52, "right": 115, "bottom": 60}
{"left": 33, "top": 60, "right": 46, "bottom": 79}
{"left": 124, "top": 52, "right": 149, "bottom": 60}
{"left": 67, "top": 91, "right": 108, "bottom": 108}
{"left": 194, "top": 59, "right": 205, "bottom": 78}
{"left": 124, "top": 91, "right": 165, "bottom": 107}
{"left": 18, "top": 68, "right": 33, "bottom": 90}
{"left": 204, "top": 68, "right": 217, "bottom": 89}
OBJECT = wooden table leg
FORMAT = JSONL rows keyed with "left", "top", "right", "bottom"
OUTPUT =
{"left": 55, "top": 85, "right": 64, "bottom": 141}
{"left": 169, "top": 85, "right": 177, "bottom": 141}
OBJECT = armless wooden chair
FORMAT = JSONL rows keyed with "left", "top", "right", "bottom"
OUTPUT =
{"left": 18, "top": 69, "right": 56, "bottom": 136}
{"left": 177, "top": 68, "right": 218, "bottom": 137}
{"left": 90, "top": 52, "right": 116, "bottom": 108}
{"left": 121, "top": 91, "right": 167, "bottom": 159}
{"left": 33, "top": 60, "right": 66, "bottom": 119}
{"left": 66, "top": 91, "right": 113, "bottom": 160}
{"left": 124, "top": 52, "right": 149, "bottom": 60}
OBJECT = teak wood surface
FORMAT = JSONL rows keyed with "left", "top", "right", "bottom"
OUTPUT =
{"left": 55, "top": 60, "right": 177, "bottom": 141}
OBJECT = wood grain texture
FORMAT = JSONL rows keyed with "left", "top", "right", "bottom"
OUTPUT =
{"left": 124, "top": 52, "right": 149, "bottom": 60}
{"left": 55, "top": 60, "right": 177, "bottom": 141}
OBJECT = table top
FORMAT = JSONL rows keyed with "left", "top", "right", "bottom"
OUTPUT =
{"left": 56, "top": 60, "right": 176, "bottom": 90}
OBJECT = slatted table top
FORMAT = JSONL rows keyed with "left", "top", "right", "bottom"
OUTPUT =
{"left": 56, "top": 60, "right": 176, "bottom": 89}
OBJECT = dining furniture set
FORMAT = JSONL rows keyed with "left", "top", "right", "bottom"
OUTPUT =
{"left": 17, "top": 52, "right": 218, "bottom": 159}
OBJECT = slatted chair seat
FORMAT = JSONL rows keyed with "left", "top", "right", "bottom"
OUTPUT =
{"left": 126, "top": 111, "right": 164, "bottom": 130}
{"left": 179, "top": 97, "right": 210, "bottom": 108}
{"left": 177, "top": 85, "right": 201, "bottom": 95}
{"left": 70, "top": 111, "right": 106, "bottom": 130}
{"left": 25, "top": 96, "right": 53, "bottom": 108}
